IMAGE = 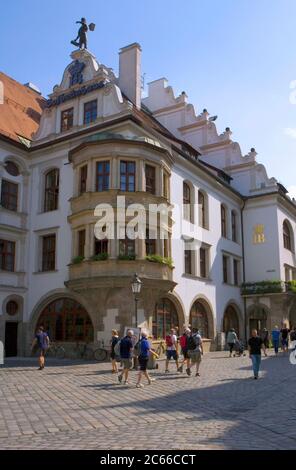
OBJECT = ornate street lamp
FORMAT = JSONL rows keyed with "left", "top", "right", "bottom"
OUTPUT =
{"left": 131, "top": 273, "right": 142, "bottom": 328}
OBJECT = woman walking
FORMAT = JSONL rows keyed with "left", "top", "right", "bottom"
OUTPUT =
{"left": 110, "top": 330, "right": 120, "bottom": 373}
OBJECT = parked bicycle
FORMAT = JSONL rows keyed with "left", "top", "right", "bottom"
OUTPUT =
{"left": 46, "top": 342, "right": 66, "bottom": 359}
{"left": 71, "top": 342, "right": 109, "bottom": 362}
{"left": 155, "top": 340, "right": 166, "bottom": 357}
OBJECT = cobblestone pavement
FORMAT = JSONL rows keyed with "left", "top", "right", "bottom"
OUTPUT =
{"left": 0, "top": 351, "right": 296, "bottom": 450}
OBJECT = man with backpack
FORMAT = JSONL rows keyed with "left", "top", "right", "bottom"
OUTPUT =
{"left": 165, "top": 328, "right": 179, "bottom": 373}
{"left": 186, "top": 328, "right": 203, "bottom": 377}
{"left": 117, "top": 330, "right": 134, "bottom": 385}
{"left": 178, "top": 327, "right": 191, "bottom": 373}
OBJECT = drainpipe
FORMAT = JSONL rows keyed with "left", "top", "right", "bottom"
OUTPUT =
{"left": 241, "top": 199, "right": 247, "bottom": 343}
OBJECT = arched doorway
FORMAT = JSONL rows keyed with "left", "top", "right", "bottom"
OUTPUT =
{"left": 153, "top": 299, "right": 179, "bottom": 339}
{"left": 189, "top": 300, "right": 211, "bottom": 338}
{"left": 248, "top": 305, "right": 267, "bottom": 336}
{"left": 223, "top": 305, "right": 240, "bottom": 337}
{"left": 37, "top": 298, "right": 94, "bottom": 342}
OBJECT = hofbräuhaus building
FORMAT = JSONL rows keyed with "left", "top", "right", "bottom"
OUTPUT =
{"left": 1, "top": 44, "right": 295, "bottom": 356}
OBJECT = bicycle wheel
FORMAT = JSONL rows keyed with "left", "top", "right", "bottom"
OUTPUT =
{"left": 93, "top": 348, "right": 107, "bottom": 362}
{"left": 56, "top": 346, "right": 65, "bottom": 359}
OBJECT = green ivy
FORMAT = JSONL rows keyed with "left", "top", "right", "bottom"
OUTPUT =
{"left": 91, "top": 253, "right": 109, "bottom": 261}
{"left": 72, "top": 255, "right": 84, "bottom": 264}
{"left": 145, "top": 254, "right": 174, "bottom": 268}
{"left": 287, "top": 281, "right": 296, "bottom": 293}
{"left": 117, "top": 254, "right": 136, "bottom": 261}
{"left": 241, "top": 280, "right": 283, "bottom": 295}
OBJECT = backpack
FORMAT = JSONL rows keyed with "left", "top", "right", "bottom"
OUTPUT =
{"left": 165, "top": 335, "right": 173, "bottom": 348}
{"left": 187, "top": 334, "right": 198, "bottom": 351}
{"left": 114, "top": 339, "right": 121, "bottom": 357}
{"left": 179, "top": 335, "right": 187, "bottom": 350}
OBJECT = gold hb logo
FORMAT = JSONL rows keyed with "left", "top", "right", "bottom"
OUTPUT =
{"left": 253, "top": 224, "right": 265, "bottom": 244}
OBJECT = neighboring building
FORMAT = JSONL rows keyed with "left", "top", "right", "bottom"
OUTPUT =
{"left": 0, "top": 44, "right": 295, "bottom": 356}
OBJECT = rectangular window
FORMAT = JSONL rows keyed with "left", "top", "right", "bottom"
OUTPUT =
{"left": 61, "top": 107, "right": 74, "bottom": 132}
{"left": 231, "top": 212, "right": 237, "bottom": 242}
{"left": 145, "top": 165, "right": 156, "bottom": 194}
{"left": 223, "top": 255, "right": 229, "bottom": 284}
{"left": 119, "top": 237, "right": 135, "bottom": 257}
{"left": 221, "top": 206, "right": 227, "bottom": 237}
{"left": 120, "top": 161, "right": 135, "bottom": 192}
{"left": 0, "top": 239, "right": 15, "bottom": 272}
{"left": 79, "top": 165, "right": 87, "bottom": 194}
{"left": 233, "top": 259, "right": 239, "bottom": 286}
{"left": 94, "top": 238, "right": 108, "bottom": 255}
{"left": 84, "top": 100, "right": 97, "bottom": 124}
{"left": 78, "top": 230, "right": 86, "bottom": 258}
{"left": 96, "top": 161, "right": 110, "bottom": 191}
{"left": 163, "top": 172, "right": 169, "bottom": 199}
{"left": 184, "top": 248, "right": 193, "bottom": 275}
{"left": 200, "top": 247, "right": 207, "bottom": 278}
{"left": 1, "top": 180, "right": 18, "bottom": 212}
{"left": 163, "top": 238, "right": 169, "bottom": 258}
{"left": 145, "top": 228, "right": 156, "bottom": 255}
{"left": 42, "top": 235, "right": 56, "bottom": 272}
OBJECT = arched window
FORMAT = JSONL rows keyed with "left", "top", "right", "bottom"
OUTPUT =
{"left": 189, "top": 301, "right": 209, "bottom": 338}
{"left": 44, "top": 169, "right": 59, "bottom": 212}
{"left": 153, "top": 299, "right": 179, "bottom": 339}
{"left": 221, "top": 204, "right": 227, "bottom": 238}
{"left": 183, "top": 182, "right": 192, "bottom": 222}
{"left": 283, "top": 220, "right": 293, "bottom": 251}
{"left": 198, "top": 190, "right": 208, "bottom": 228}
{"left": 231, "top": 210, "right": 238, "bottom": 242}
{"left": 37, "top": 298, "right": 94, "bottom": 342}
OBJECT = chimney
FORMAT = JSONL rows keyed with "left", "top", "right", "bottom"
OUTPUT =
{"left": 119, "top": 43, "right": 142, "bottom": 109}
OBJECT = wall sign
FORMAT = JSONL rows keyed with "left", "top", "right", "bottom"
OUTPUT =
{"left": 253, "top": 224, "right": 265, "bottom": 244}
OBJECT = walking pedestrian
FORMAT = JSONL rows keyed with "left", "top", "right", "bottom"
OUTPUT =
{"left": 187, "top": 328, "right": 203, "bottom": 377}
{"left": 271, "top": 325, "right": 280, "bottom": 355}
{"left": 177, "top": 327, "right": 191, "bottom": 373}
{"left": 110, "top": 329, "right": 120, "bottom": 373}
{"left": 280, "top": 323, "right": 290, "bottom": 352}
{"left": 261, "top": 328, "right": 269, "bottom": 349}
{"left": 31, "top": 325, "right": 49, "bottom": 370}
{"left": 248, "top": 329, "right": 267, "bottom": 379}
{"left": 136, "top": 331, "right": 158, "bottom": 388}
{"left": 165, "top": 328, "right": 179, "bottom": 373}
{"left": 226, "top": 328, "right": 238, "bottom": 357}
{"left": 118, "top": 329, "right": 134, "bottom": 385}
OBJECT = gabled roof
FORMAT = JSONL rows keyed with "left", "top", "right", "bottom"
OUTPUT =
{"left": 0, "top": 72, "right": 46, "bottom": 145}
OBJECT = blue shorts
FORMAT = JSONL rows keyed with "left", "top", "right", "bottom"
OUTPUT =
{"left": 282, "top": 338, "right": 288, "bottom": 347}
{"left": 166, "top": 350, "right": 178, "bottom": 361}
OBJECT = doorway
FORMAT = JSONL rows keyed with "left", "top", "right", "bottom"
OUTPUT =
{"left": 5, "top": 322, "right": 18, "bottom": 357}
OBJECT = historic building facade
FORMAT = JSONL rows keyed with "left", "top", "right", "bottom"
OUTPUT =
{"left": 0, "top": 43, "right": 295, "bottom": 356}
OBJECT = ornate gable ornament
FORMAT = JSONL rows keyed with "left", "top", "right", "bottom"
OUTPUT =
{"left": 69, "top": 60, "right": 85, "bottom": 87}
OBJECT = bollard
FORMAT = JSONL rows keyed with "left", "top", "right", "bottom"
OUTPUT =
{"left": 0, "top": 341, "right": 4, "bottom": 365}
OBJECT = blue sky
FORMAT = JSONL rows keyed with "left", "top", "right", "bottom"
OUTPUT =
{"left": 1, "top": 0, "right": 296, "bottom": 196}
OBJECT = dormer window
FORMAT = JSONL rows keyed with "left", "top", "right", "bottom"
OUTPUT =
{"left": 84, "top": 100, "right": 97, "bottom": 124}
{"left": 61, "top": 108, "right": 74, "bottom": 132}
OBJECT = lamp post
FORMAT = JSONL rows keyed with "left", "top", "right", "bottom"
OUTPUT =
{"left": 131, "top": 273, "right": 142, "bottom": 328}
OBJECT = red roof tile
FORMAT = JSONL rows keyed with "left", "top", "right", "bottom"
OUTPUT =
{"left": 0, "top": 72, "right": 46, "bottom": 144}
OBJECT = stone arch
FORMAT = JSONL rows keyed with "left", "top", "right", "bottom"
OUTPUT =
{"left": 3, "top": 155, "right": 29, "bottom": 175}
{"left": 222, "top": 301, "right": 242, "bottom": 338}
{"left": 247, "top": 303, "right": 269, "bottom": 336}
{"left": 189, "top": 295, "right": 215, "bottom": 339}
{"left": 29, "top": 289, "right": 94, "bottom": 340}
{"left": 153, "top": 292, "right": 186, "bottom": 339}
